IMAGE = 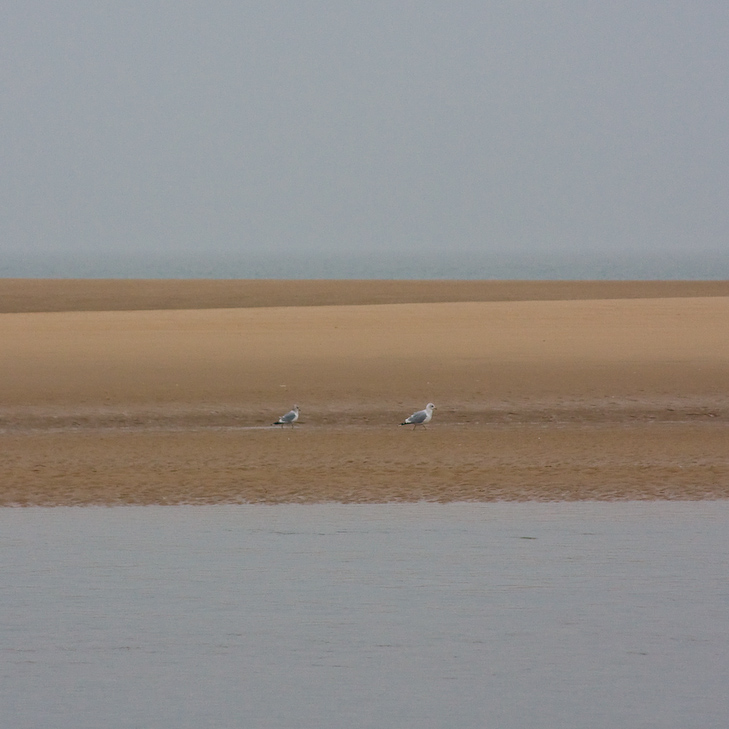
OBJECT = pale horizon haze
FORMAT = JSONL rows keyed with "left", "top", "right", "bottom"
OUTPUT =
{"left": 2, "top": 2, "right": 728, "bottom": 278}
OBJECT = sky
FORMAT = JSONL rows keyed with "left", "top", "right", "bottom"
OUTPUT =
{"left": 2, "top": 1, "right": 728, "bottom": 275}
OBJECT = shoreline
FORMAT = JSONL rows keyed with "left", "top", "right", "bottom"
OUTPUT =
{"left": 2, "top": 278, "right": 728, "bottom": 313}
{"left": 4, "top": 422, "right": 727, "bottom": 506}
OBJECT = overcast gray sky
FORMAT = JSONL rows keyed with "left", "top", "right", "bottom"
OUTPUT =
{"left": 2, "top": 1, "right": 728, "bottom": 270}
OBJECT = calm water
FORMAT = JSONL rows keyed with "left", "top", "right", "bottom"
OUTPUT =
{"left": 1, "top": 502, "right": 728, "bottom": 729}
{"left": 4, "top": 249, "right": 729, "bottom": 279}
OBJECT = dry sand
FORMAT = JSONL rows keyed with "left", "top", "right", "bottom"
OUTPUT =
{"left": 1, "top": 280, "right": 727, "bottom": 505}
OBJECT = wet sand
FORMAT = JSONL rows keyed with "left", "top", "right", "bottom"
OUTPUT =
{"left": 1, "top": 280, "right": 727, "bottom": 504}
{"left": 2, "top": 278, "right": 728, "bottom": 313}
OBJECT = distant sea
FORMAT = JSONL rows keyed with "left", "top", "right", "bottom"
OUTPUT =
{"left": 3, "top": 249, "right": 729, "bottom": 279}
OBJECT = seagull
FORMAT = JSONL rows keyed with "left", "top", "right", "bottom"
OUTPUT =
{"left": 273, "top": 405, "right": 300, "bottom": 428}
{"left": 400, "top": 403, "right": 436, "bottom": 430}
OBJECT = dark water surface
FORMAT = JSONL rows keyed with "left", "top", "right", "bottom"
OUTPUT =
{"left": 1, "top": 502, "right": 727, "bottom": 729}
{"left": 5, "top": 249, "right": 729, "bottom": 279}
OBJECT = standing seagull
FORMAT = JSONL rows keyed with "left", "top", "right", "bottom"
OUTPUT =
{"left": 400, "top": 403, "right": 436, "bottom": 430}
{"left": 273, "top": 405, "right": 300, "bottom": 428}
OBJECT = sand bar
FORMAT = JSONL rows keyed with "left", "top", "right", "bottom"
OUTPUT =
{"left": 1, "top": 280, "right": 727, "bottom": 504}
{"left": 2, "top": 278, "right": 728, "bottom": 313}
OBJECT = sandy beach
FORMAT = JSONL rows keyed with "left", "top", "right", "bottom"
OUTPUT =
{"left": 1, "top": 280, "right": 727, "bottom": 505}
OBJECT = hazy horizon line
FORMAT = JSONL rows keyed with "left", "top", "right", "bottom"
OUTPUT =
{"left": 3, "top": 248, "right": 729, "bottom": 280}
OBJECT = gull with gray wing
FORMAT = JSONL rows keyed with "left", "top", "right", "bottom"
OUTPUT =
{"left": 273, "top": 405, "right": 300, "bottom": 428}
{"left": 400, "top": 403, "right": 436, "bottom": 430}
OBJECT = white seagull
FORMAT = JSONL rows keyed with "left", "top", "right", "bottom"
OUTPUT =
{"left": 273, "top": 405, "right": 300, "bottom": 428}
{"left": 400, "top": 403, "right": 436, "bottom": 430}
